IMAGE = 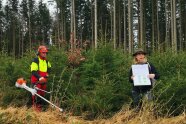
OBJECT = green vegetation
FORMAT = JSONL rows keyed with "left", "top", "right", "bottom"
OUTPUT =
{"left": 0, "top": 45, "right": 186, "bottom": 119}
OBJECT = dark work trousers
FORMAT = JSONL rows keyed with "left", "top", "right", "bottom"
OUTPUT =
{"left": 131, "top": 89, "right": 153, "bottom": 108}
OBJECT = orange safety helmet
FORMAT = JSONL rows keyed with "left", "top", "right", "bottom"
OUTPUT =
{"left": 38, "top": 45, "right": 48, "bottom": 53}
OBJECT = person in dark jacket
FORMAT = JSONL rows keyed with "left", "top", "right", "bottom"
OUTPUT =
{"left": 129, "top": 49, "right": 160, "bottom": 109}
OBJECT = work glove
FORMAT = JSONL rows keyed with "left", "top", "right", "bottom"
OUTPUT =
{"left": 39, "top": 77, "right": 47, "bottom": 83}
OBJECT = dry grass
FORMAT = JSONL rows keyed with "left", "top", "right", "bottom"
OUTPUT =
{"left": 0, "top": 106, "right": 86, "bottom": 124}
{"left": 0, "top": 106, "right": 186, "bottom": 124}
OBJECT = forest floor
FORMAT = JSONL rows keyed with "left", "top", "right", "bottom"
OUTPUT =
{"left": 0, "top": 107, "right": 186, "bottom": 124}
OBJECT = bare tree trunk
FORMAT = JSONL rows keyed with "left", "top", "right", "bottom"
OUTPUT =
{"left": 119, "top": 2, "right": 122, "bottom": 48}
{"left": 91, "top": 2, "right": 94, "bottom": 48}
{"left": 137, "top": 0, "right": 140, "bottom": 46}
{"left": 179, "top": 0, "right": 183, "bottom": 50}
{"left": 0, "top": 29, "right": 1, "bottom": 52}
{"left": 165, "top": 0, "right": 171, "bottom": 49}
{"left": 173, "top": 0, "right": 177, "bottom": 52}
{"left": 13, "top": 20, "right": 15, "bottom": 58}
{"left": 70, "top": 0, "right": 74, "bottom": 50}
{"left": 105, "top": 20, "right": 107, "bottom": 45}
{"left": 101, "top": 18, "right": 103, "bottom": 42}
{"left": 123, "top": 0, "right": 127, "bottom": 52}
{"left": 128, "top": 0, "right": 133, "bottom": 53}
{"left": 152, "top": 0, "right": 155, "bottom": 52}
{"left": 61, "top": 5, "right": 65, "bottom": 49}
{"left": 171, "top": 0, "right": 177, "bottom": 52}
{"left": 143, "top": 9, "right": 146, "bottom": 51}
{"left": 157, "top": 0, "right": 160, "bottom": 52}
{"left": 70, "top": 0, "right": 76, "bottom": 50}
{"left": 94, "top": 0, "right": 97, "bottom": 49}
{"left": 113, "top": 0, "right": 116, "bottom": 50}
{"left": 0, "top": 24, "right": 1, "bottom": 51}
{"left": 21, "top": 29, "right": 24, "bottom": 57}
{"left": 80, "top": 16, "right": 83, "bottom": 48}
{"left": 73, "top": 0, "right": 76, "bottom": 48}
{"left": 111, "top": 4, "right": 113, "bottom": 43}
{"left": 18, "top": 23, "right": 21, "bottom": 57}
{"left": 56, "top": 3, "right": 60, "bottom": 48}
{"left": 64, "top": 19, "right": 67, "bottom": 49}
{"left": 139, "top": 0, "right": 144, "bottom": 48}
{"left": 28, "top": 3, "right": 31, "bottom": 52}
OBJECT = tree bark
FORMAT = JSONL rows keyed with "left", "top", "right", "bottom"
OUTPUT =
{"left": 128, "top": 0, "right": 133, "bottom": 53}
{"left": 139, "top": 0, "right": 143, "bottom": 48}
{"left": 113, "top": 0, "right": 116, "bottom": 50}
{"left": 123, "top": 0, "right": 126, "bottom": 52}
{"left": 94, "top": 0, "right": 97, "bottom": 49}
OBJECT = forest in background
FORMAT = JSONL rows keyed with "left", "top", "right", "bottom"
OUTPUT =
{"left": 0, "top": 0, "right": 186, "bottom": 121}
{"left": 0, "top": 0, "right": 186, "bottom": 56}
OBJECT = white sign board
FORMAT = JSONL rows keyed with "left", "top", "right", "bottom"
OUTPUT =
{"left": 132, "top": 64, "right": 151, "bottom": 86}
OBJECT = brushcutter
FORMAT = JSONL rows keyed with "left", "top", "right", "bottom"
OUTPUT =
{"left": 34, "top": 85, "right": 52, "bottom": 94}
{"left": 15, "top": 78, "right": 63, "bottom": 112}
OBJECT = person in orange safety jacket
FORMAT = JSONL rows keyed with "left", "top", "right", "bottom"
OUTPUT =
{"left": 30, "top": 45, "right": 51, "bottom": 111}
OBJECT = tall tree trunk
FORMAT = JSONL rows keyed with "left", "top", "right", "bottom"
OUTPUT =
{"left": 152, "top": 0, "right": 155, "bottom": 52}
{"left": 157, "top": 0, "right": 160, "bottom": 52}
{"left": 165, "top": 0, "right": 171, "bottom": 49}
{"left": 105, "top": 20, "right": 107, "bottom": 45}
{"left": 91, "top": 2, "right": 94, "bottom": 48}
{"left": 179, "top": 0, "right": 183, "bottom": 50}
{"left": 13, "top": 20, "right": 15, "bottom": 58}
{"left": 128, "top": 0, "right": 133, "bottom": 53}
{"left": 143, "top": 8, "right": 146, "bottom": 51}
{"left": 21, "top": 28, "right": 24, "bottom": 57}
{"left": 18, "top": 22, "right": 21, "bottom": 57}
{"left": 28, "top": 1, "right": 31, "bottom": 52}
{"left": 56, "top": 3, "right": 60, "bottom": 48}
{"left": 119, "top": 2, "right": 121, "bottom": 48}
{"left": 70, "top": 0, "right": 74, "bottom": 50}
{"left": 137, "top": 0, "right": 140, "bottom": 46}
{"left": 123, "top": 0, "right": 126, "bottom": 52}
{"left": 171, "top": 0, "right": 177, "bottom": 52}
{"left": 61, "top": 3, "right": 65, "bottom": 49}
{"left": 94, "top": 0, "right": 97, "bottom": 49}
{"left": 64, "top": 19, "right": 67, "bottom": 49}
{"left": 111, "top": 4, "right": 113, "bottom": 43}
{"left": 173, "top": 0, "right": 177, "bottom": 52}
{"left": 73, "top": 0, "right": 76, "bottom": 48}
{"left": 0, "top": 30, "right": 1, "bottom": 52}
{"left": 80, "top": 16, "right": 83, "bottom": 48}
{"left": 113, "top": 0, "right": 116, "bottom": 50}
{"left": 139, "top": 0, "right": 144, "bottom": 48}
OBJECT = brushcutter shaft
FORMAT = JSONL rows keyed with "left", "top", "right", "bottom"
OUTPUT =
{"left": 35, "top": 92, "right": 63, "bottom": 112}
{"left": 34, "top": 86, "right": 52, "bottom": 94}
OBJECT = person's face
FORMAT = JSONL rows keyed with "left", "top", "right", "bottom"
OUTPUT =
{"left": 135, "top": 53, "right": 145, "bottom": 63}
{"left": 40, "top": 52, "right": 47, "bottom": 58}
